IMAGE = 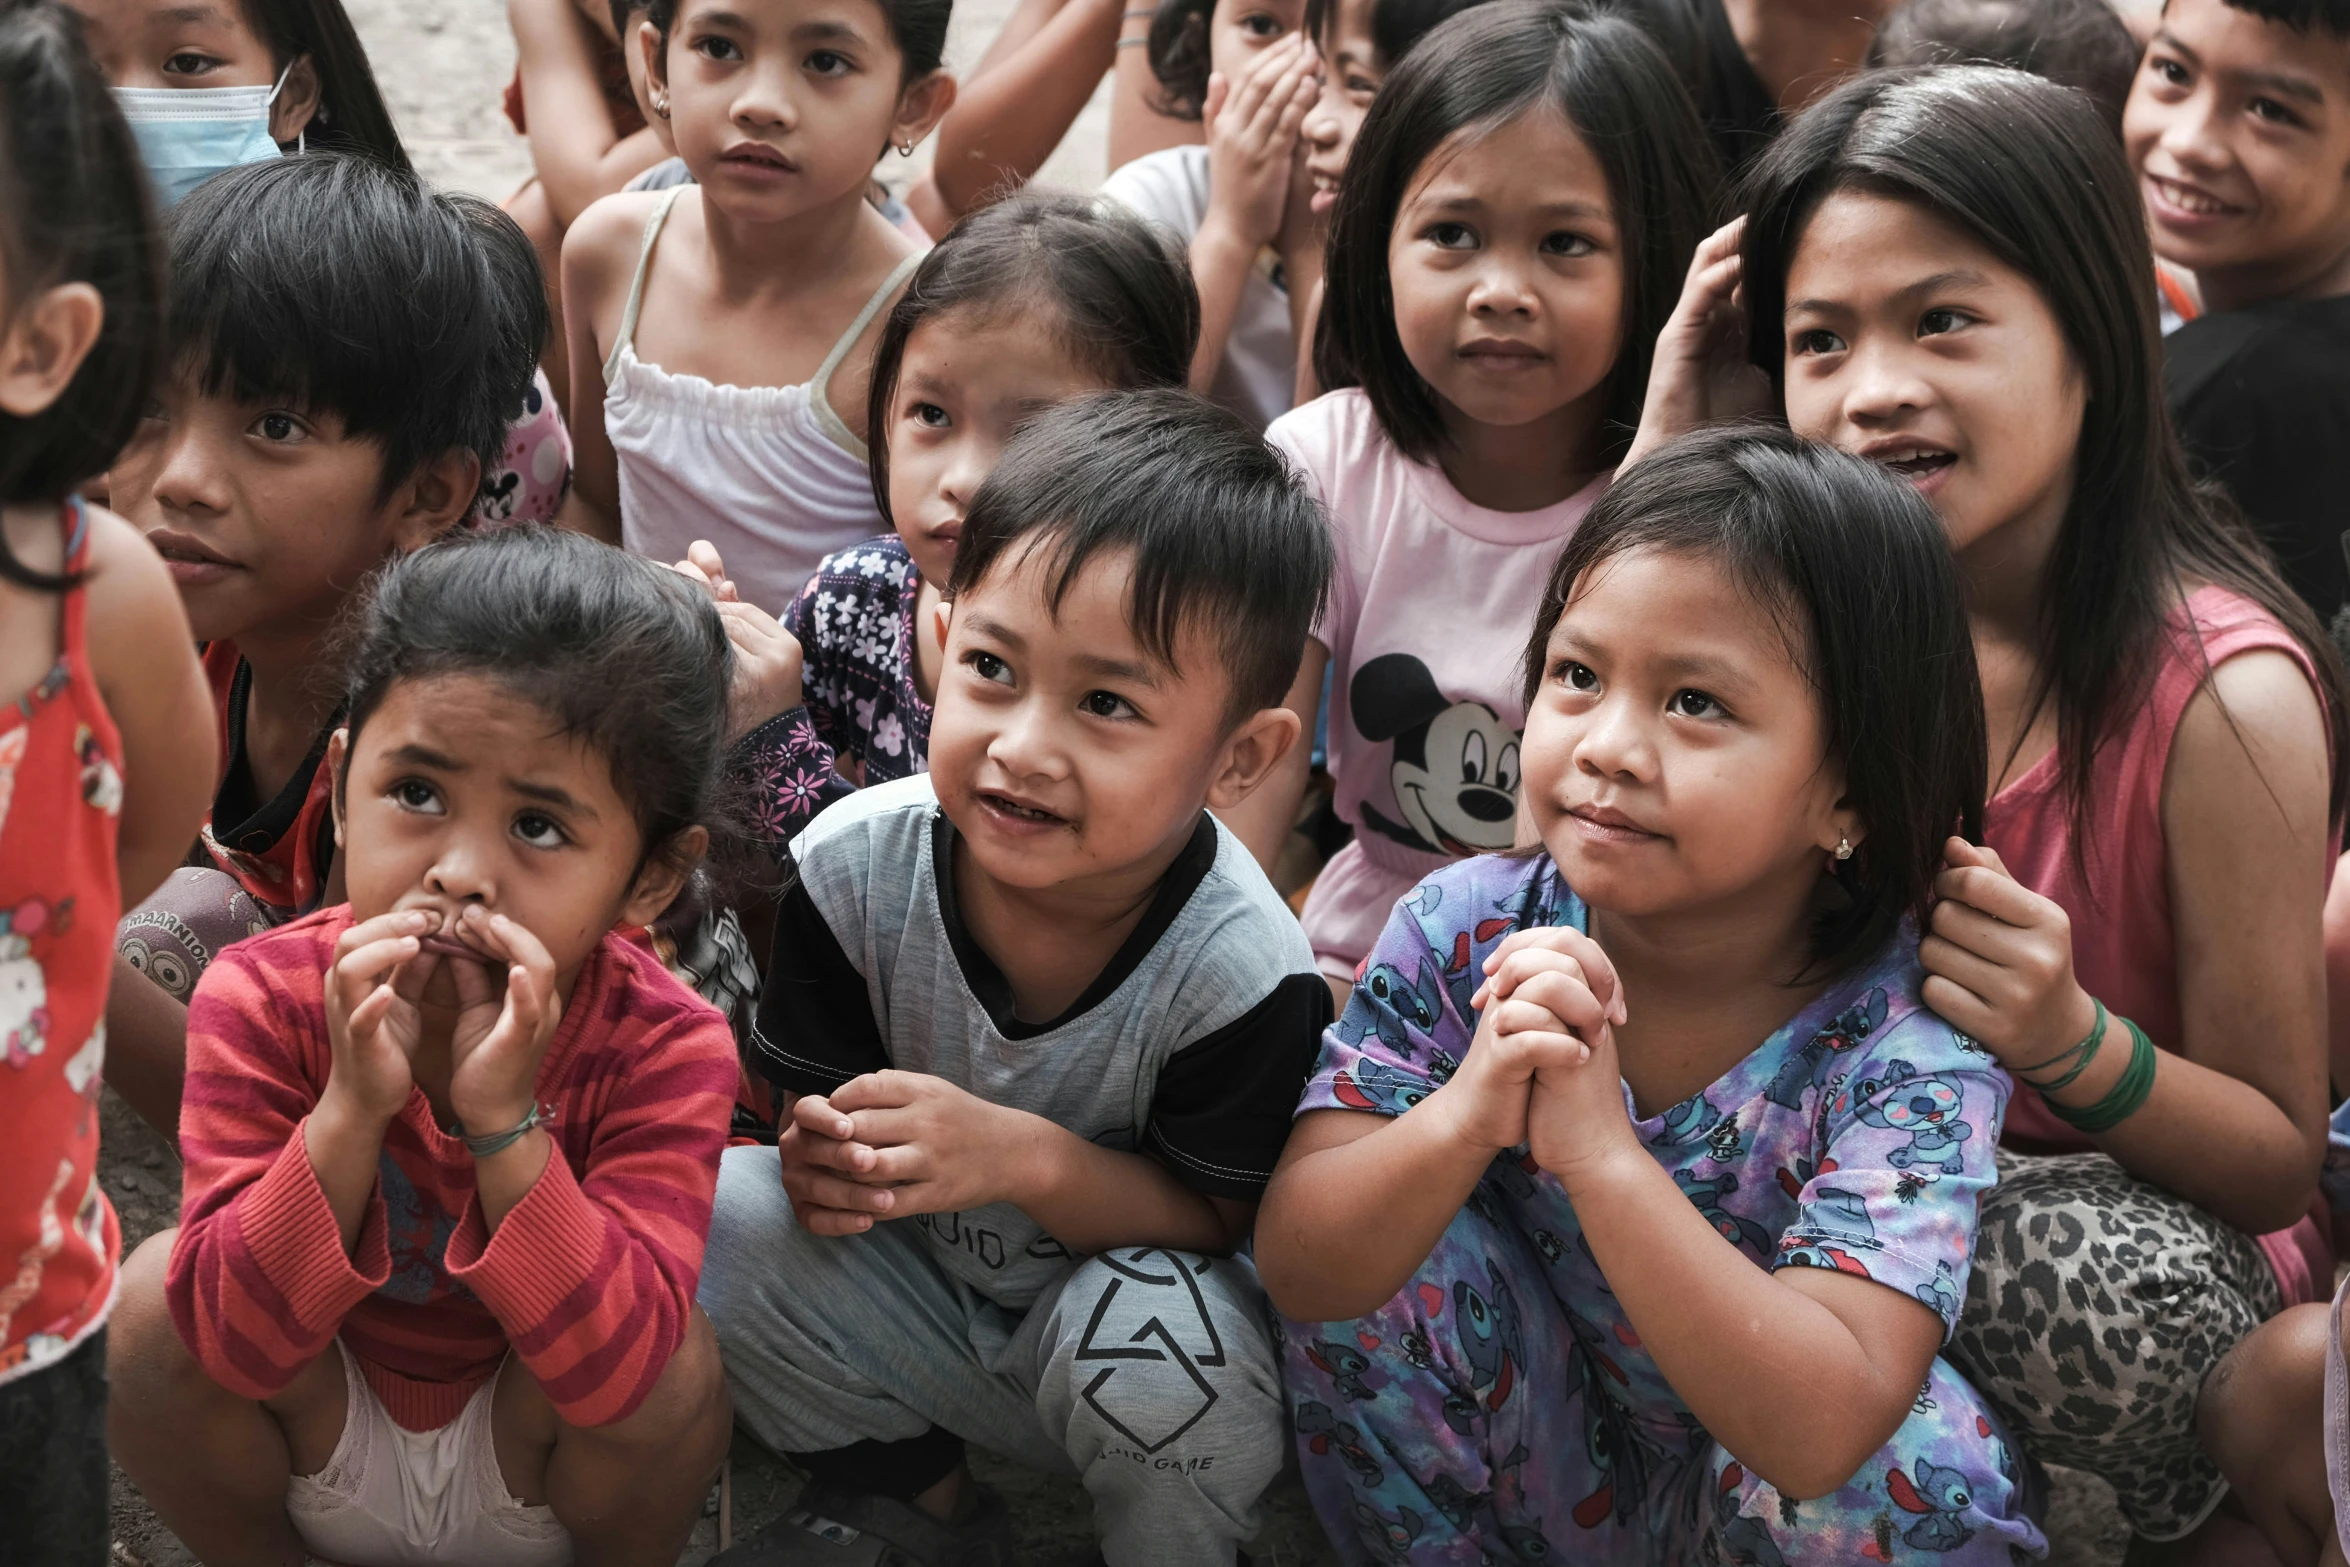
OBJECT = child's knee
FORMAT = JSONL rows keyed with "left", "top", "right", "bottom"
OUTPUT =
{"left": 107, "top": 1229, "right": 200, "bottom": 1401}
{"left": 2201, "top": 1302, "right": 2330, "bottom": 1478}
{"left": 586, "top": 1309, "right": 732, "bottom": 1460}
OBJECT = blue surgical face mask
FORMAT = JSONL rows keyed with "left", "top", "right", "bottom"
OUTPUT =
{"left": 114, "top": 62, "right": 297, "bottom": 208}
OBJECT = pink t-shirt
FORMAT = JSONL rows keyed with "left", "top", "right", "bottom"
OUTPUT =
{"left": 1985, "top": 584, "right": 2335, "bottom": 1302}
{"left": 1267, "top": 389, "right": 1607, "bottom": 978}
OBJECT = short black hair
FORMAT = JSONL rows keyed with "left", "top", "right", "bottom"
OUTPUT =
{"left": 342, "top": 526, "right": 733, "bottom": 876}
{"left": 868, "top": 191, "right": 1200, "bottom": 524}
{"left": 165, "top": 153, "right": 546, "bottom": 503}
{"left": 2215, "top": 0, "right": 2350, "bottom": 41}
{"left": 0, "top": 0, "right": 161, "bottom": 582}
{"left": 1317, "top": 0, "right": 1721, "bottom": 463}
{"left": 243, "top": 0, "right": 409, "bottom": 170}
{"left": 945, "top": 389, "right": 1333, "bottom": 723}
{"left": 1870, "top": 0, "right": 2141, "bottom": 130}
{"left": 646, "top": 0, "right": 950, "bottom": 77}
{"left": 1523, "top": 426, "right": 1988, "bottom": 983}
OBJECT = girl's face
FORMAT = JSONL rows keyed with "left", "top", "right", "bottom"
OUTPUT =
{"left": 1387, "top": 107, "right": 1625, "bottom": 440}
{"left": 1779, "top": 193, "right": 2086, "bottom": 559}
{"left": 63, "top": 0, "right": 319, "bottom": 141}
{"left": 886, "top": 304, "right": 1106, "bottom": 585}
{"left": 650, "top": 0, "right": 950, "bottom": 217}
{"left": 1520, "top": 546, "right": 1854, "bottom": 921}
{"left": 1208, "top": 0, "right": 1307, "bottom": 84}
{"left": 1300, "top": 0, "right": 1379, "bottom": 217}
{"left": 333, "top": 673, "right": 692, "bottom": 1002}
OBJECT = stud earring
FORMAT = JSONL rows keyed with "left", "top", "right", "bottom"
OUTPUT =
{"left": 652, "top": 92, "right": 671, "bottom": 119}
{"left": 1834, "top": 836, "right": 1854, "bottom": 861}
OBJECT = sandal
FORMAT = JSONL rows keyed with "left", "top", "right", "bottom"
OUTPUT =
{"left": 712, "top": 1477, "right": 1018, "bottom": 1566}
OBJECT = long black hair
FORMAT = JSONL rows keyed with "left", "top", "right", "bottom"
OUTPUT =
{"left": 242, "top": 0, "right": 408, "bottom": 169}
{"left": 0, "top": 0, "right": 161, "bottom": 587}
{"left": 866, "top": 191, "right": 1200, "bottom": 524}
{"left": 1523, "top": 425, "right": 1988, "bottom": 982}
{"left": 1738, "top": 65, "right": 2350, "bottom": 835}
{"left": 1316, "top": 0, "right": 1720, "bottom": 463}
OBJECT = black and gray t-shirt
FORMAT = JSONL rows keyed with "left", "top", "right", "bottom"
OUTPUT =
{"left": 750, "top": 776, "right": 1331, "bottom": 1308}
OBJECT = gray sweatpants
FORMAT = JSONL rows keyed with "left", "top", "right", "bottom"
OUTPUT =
{"left": 699, "top": 1146, "right": 1288, "bottom": 1567}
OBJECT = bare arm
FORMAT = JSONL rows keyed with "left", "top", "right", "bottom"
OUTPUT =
{"left": 930, "top": 0, "right": 1122, "bottom": 217}
{"left": 1108, "top": 8, "right": 1203, "bottom": 171}
{"left": 1216, "top": 638, "right": 1323, "bottom": 870}
{"left": 508, "top": 0, "right": 669, "bottom": 227}
{"left": 560, "top": 194, "right": 650, "bottom": 542}
{"left": 104, "top": 953, "right": 189, "bottom": 1144}
{"left": 1187, "top": 36, "right": 1319, "bottom": 396}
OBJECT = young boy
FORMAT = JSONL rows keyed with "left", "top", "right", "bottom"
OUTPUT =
{"left": 701, "top": 390, "right": 1335, "bottom": 1567}
{"left": 2126, "top": 0, "right": 2350, "bottom": 620}
{"left": 102, "top": 151, "right": 543, "bottom": 1137}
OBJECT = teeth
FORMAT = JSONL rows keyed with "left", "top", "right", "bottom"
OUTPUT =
{"left": 2156, "top": 177, "right": 2230, "bottom": 215}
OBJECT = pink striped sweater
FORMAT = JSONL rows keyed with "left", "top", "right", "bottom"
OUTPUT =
{"left": 168, "top": 908, "right": 737, "bottom": 1431}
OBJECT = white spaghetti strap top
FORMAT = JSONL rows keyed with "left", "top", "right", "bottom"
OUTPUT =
{"left": 602, "top": 187, "right": 923, "bottom": 615}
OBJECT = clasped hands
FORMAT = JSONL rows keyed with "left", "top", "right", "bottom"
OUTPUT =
{"left": 780, "top": 1069, "right": 1033, "bottom": 1237}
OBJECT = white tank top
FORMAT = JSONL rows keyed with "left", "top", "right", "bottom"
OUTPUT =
{"left": 601, "top": 187, "right": 921, "bottom": 615}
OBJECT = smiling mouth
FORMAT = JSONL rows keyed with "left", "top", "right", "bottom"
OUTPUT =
{"left": 1876, "top": 447, "right": 1956, "bottom": 481}
{"left": 2147, "top": 173, "right": 2240, "bottom": 217}
{"left": 978, "top": 791, "right": 1067, "bottom": 828}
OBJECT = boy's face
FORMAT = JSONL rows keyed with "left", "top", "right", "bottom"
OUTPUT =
{"left": 926, "top": 544, "right": 1296, "bottom": 897}
{"left": 109, "top": 368, "right": 474, "bottom": 650}
{"left": 1300, "top": 0, "right": 1378, "bottom": 218}
{"left": 2125, "top": 0, "right": 2350, "bottom": 299}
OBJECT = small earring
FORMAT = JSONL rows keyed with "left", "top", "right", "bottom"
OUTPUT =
{"left": 1834, "top": 836, "right": 1854, "bottom": 862}
{"left": 896, "top": 138, "right": 916, "bottom": 156}
{"left": 652, "top": 92, "right": 671, "bottom": 119}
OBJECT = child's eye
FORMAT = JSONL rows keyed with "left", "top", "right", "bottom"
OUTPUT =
{"left": 253, "top": 411, "right": 306, "bottom": 443}
{"left": 806, "top": 49, "right": 851, "bottom": 75}
{"left": 391, "top": 779, "right": 442, "bottom": 813}
{"left": 2151, "top": 56, "right": 2189, "bottom": 88}
{"left": 2249, "top": 96, "right": 2304, "bottom": 128}
{"left": 1541, "top": 231, "right": 1597, "bottom": 258}
{"left": 513, "top": 811, "right": 567, "bottom": 849}
{"left": 1425, "top": 222, "right": 1476, "bottom": 250}
{"left": 1081, "top": 690, "right": 1136, "bottom": 720}
{"left": 1237, "top": 12, "right": 1284, "bottom": 37}
{"left": 162, "top": 50, "right": 223, "bottom": 75}
{"left": 693, "top": 33, "right": 743, "bottom": 60}
{"left": 908, "top": 401, "right": 950, "bottom": 430}
{"left": 1555, "top": 659, "right": 1597, "bottom": 693}
{"left": 1670, "top": 689, "right": 1724, "bottom": 719}
{"left": 1789, "top": 327, "right": 1846, "bottom": 357}
{"left": 1917, "top": 308, "right": 1972, "bottom": 338}
{"left": 1346, "top": 73, "right": 1378, "bottom": 96}
{"left": 965, "top": 650, "right": 1013, "bottom": 685}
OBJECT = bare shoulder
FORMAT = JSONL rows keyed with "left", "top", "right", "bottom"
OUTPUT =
{"left": 560, "top": 189, "right": 673, "bottom": 296}
{"left": 79, "top": 505, "right": 188, "bottom": 677}
{"left": 2166, "top": 645, "right": 2331, "bottom": 843}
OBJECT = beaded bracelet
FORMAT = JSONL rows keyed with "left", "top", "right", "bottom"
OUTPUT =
{"left": 2047, "top": 1017, "right": 2157, "bottom": 1134}
{"left": 462, "top": 1103, "right": 552, "bottom": 1158}
{"left": 2014, "top": 997, "right": 2106, "bottom": 1094}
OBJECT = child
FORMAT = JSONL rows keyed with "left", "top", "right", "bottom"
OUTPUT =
{"left": 702, "top": 191, "right": 1200, "bottom": 845}
{"left": 105, "top": 152, "right": 546, "bottom": 1138}
{"left": 2125, "top": 0, "right": 2350, "bottom": 622}
{"left": 699, "top": 390, "right": 1334, "bottom": 1566}
{"left": 0, "top": 3, "right": 213, "bottom": 1557}
{"left": 1099, "top": 0, "right": 1319, "bottom": 428}
{"left": 106, "top": 526, "right": 741, "bottom": 1567}
{"left": 1869, "top": 0, "right": 2141, "bottom": 130}
{"left": 1225, "top": 0, "right": 1719, "bottom": 1007}
{"left": 1645, "top": 62, "right": 2345, "bottom": 1549}
{"left": 1259, "top": 425, "right": 2041, "bottom": 1563}
{"left": 561, "top": 0, "right": 957, "bottom": 617}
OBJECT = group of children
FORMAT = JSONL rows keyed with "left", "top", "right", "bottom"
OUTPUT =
{"left": 8, "top": 0, "right": 2350, "bottom": 1562}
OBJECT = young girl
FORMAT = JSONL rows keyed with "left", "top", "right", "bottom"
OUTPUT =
{"left": 0, "top": 4, "right": 212, "bottom": 1554}
{"left": 561, "top": 0, "right": 957, "bottom": 617}
{"left": 107, "top": 526, "right": 740, "bottom": 1567}
{"left": 1643, "top": 63, "right": 2346, "bottom": 1548}
{"left": 1098, "top": 0, "right": 1319, "bottom": 428}
{"left": 1225, "top": 0, "right": 1720, "bottom": 1006}
{"left": 1259, "top": 427, "right": 2042, "bottom": 1563}
{"left": 694, "top": 191, "right": 1200, "bottom": 846}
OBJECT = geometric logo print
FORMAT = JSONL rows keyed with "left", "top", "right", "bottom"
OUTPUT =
{"left": 1072, "top": 1249, "right": 1226, "bottom": 1453}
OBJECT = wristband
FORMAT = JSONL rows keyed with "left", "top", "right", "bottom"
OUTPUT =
{"left": 461, "top": 1103, "right": 552, "bottom": 1158}
{"left": 1116, "top": 34, "right": 1150, "bottom": 45}
{"left": 2046, "top": 1016, "right": 2157, "bottom": 1134}
{"left": 2014, "top": 997, "right": 2106, "bottom": 1093}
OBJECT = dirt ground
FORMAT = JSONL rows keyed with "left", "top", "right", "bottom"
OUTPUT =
{"left": 98, "top": 0, "right": 2134, "bottom": 1558}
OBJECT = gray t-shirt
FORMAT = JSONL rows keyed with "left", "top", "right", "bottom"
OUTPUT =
{"left": 749, "top": 776, "right": 1330, "bottom": 1308}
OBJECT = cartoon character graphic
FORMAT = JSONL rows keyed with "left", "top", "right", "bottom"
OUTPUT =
{"left": 1305, "top": 1338, "right": 1378, "bottom": 1402}
{"left": 1709, "top": 1464, "right": 1790, "bottom": 1567}
{"left": 1915, "top": 1261, "right": 1960, "bottom": 1320}
{"left": 1338, "top": 955, "right": 1446, "bottom": 1056}
{"left": 1351, "top": 1498, "right": 1425, "bottom": 1563}
{"left": 1562, "top": 1305, "right": 1666, "bottom": 1531}
{"left": 1656, "top": 1093, "right": 1723, "bottom": 1148}
{"left": 1776, "top": 1188, "right": 1878, "bottom": 1277}
{"left": 1765, "top": 989, "right": 1890, "bottom": 1110}
{"left": 1844, "top": 1060, "right": 1974, "bottom": 1175}
{"left": 1454, "top": 1261, "right": 1528, "bottom": 1415}
{"left": 0, "top": 898, "right": 59, "bottom": 1069}
{"left": 74, "top": 725, "right": 121, "bottom": 814}
{"left": 1886, "top": 1459, "right": 1977, "bottom": 1551}
{"left": 1296, "top": 1400, "right": 1384, "bottom": 1488}
{"left": 1351, "top": 653, "right": 1521, "bottom": 856}
{"left": 1674, "top": 1169, "right": 1772, "bottom": 1255}
{"left": 1331, "top": 1057, "right": 1433, "bottom": 1117}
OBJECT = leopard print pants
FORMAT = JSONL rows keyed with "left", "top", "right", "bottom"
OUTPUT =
{"left": 1948, "top": 1150, "right": 2282, "bottom": 1542}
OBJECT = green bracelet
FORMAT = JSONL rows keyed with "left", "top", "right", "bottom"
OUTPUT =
{"left": 2046, "top": 1016, "right": 2157, "bottom": 1134}
{"left": 2015, "top": 997, "right": 2106, "bottom": 1093}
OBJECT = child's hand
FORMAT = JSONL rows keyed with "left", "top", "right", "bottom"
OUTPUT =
{"left": 1201, "top": 33, "right": 1321, "bottom": 252}
{"left": 1427, "top": 927, "right": 1625, "bottom": 1156}
{"left": 827, "top": 1070, "right": 1026, "bottom": 1220}
{"left": 673, "top": 541, "right": 805, "bottom": 740}
{"left": 1920, "top": 836, "right": 2101, "bottom": 1072}
{"left": 777, "top": 1092, "right": 897, "bottom": 1236}
{"left": 442, "top": 907, "right": 565, "bottom": 1142}
{"left": 322, "top": 910, "right": 439, "bottom": 1126}
{"left": 1621, "top": 218, "right": 1771, "bottom": 470}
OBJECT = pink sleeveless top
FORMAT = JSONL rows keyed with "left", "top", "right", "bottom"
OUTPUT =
{"left": 1985, "top": 585, "right": 2336, "bottom": 1302}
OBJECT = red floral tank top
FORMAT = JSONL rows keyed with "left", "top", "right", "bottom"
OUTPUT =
{"left": 0, "top": 500, "right": 124, "bottom": 1383}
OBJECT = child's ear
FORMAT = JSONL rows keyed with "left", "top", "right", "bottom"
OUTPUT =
{"left": 638, "top": 15, "right": 670, "bottom": 96}
{"left": 1206, "top": 704, "right": 1303, "bottom": 811}
{"left": 268, "top": 54, "right": 322, "bottom": 145}
{"left": 387, "top": 449, "right": 483, "bottom": 554}
{"left": 0, "top": 281, "right": 102, "bottom": 420}
{"left": 891, "top": 70, "right": 958, "bottom": 153}
{"left": 325, "top": 726, "right": 351, "bottom": 849}
{"left": 619, "top": 826, "right": 709, "bottom": 929}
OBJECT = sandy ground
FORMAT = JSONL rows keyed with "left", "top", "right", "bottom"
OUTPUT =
{"left": 98, "top": 0, "right": 2134, "bottom": 1559}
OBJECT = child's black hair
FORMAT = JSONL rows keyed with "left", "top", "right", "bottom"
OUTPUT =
{"left": 242, "top": 0, "right": 409, "bottom": 170}
{"left": 341, "top": 526, "right": 733, "bottom": 877}
{"left": 2218, "top": 0, "right": 2350, "bottom": 41}
{"left": 609, "top": 0, "right": 650, "bottom": 45}
{"left": 0, "top": 0, "right": 161, "bottom": 589}
{"left": 1317, "top": 0, "right": 1721, "bottom": 464}
{"left": 1522, "top": 425, "right": 1988, "bottom": 983}
{"left": 1869, "top": 0, "right": 2140, "bottom": 130}
{"left": 945, "top": 388, "right": 1333, "bottom": 724}
{"left": 645, "top": 0, "right": 950, "bottom": 78}
{"left": 1144, "top": 0, "right": 1218, "bottom": 119}
{"left": 1302, "top": 0, "right": 1493, "bottom": 68}
{"left": 166, "top": 152, "right": 546, "bottom": 503}
{"left": 1739, "top": 64, "right": 2350, "bottom": 839}
{"left": 867, "top": 192, "right": 1201, "bottom": 524}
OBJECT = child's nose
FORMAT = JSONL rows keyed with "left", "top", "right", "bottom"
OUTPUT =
{"left": 149, "top": 426, "right": 232, "bottom": 517}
